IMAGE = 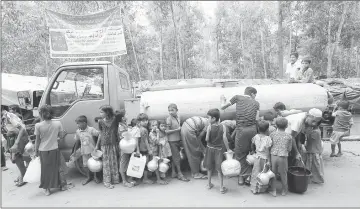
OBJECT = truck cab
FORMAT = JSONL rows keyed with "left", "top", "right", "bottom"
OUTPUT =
{"left": 35, "top": 61, "right": 132, "bottom": 165}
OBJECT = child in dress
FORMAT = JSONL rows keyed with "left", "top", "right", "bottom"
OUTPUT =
{"left": 269, "top": 117, "right": 293, "bottom": 197}
{"left": 166, "top": 103, "right": 189, "bottom": 182}
{"left": 149, "top": 120, "right": 168, "bottom": 184}
{"left": 95, "top": 105, "right": 120, "bottom": 189}
{"left": 158, "top": 120, "right": 172, "bottom": 178}
{"left": 330, "top": 100, "right": 353, "bottom": 157}
{"left": 116, "top": 110, "right": 136, "bottom": 188}
{"left": 73, "top": 115, "right": 100, "bottom": 185}
{"left": 304, "top": 109, "right": 325, "bottom": 184}
{"left": 250, "top": 120, "right": 272, "bottom": 194}
{"left": 204, "top": 108, "right": 231, "bottom": 194}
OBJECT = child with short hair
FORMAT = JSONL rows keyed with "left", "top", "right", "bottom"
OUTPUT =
{"left": 273, "top": 102, "right": 303, "bottom": 117}
{"left": 115, "top": 110, "right": 137, "bottom": 188}
{"left": 263, "top": 111, "right": 277, "bottom": 134}
{"left": 166, "top": 103, "right": 189, "bottom": 182}
{"left": 204, "top": 108, "right": 231, "bottom": 194}
{"left": 95, "top": 105, "right": 120, "bottom": 189}
{"left": 330, "top": 100, "right": 353, "bottom": 157}
{"left": 158, "top": 120, "right": 172, "bottom": 178}
{"left": 74, "top": 115, "right": 100, "bottom": 185}
{"left": 148, "top": 120, "right": 168, "bottom": 184}
{"left": 269, "top": 117, "right": 293, "bottom": 197}
{"left": 250, "top": 120, "right": 272, "bottom": 194}
{"left": 304, "top": 111, "right": 325, "bottom": 184}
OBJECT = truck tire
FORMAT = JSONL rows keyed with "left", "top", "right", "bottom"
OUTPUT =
{"left": 74, "top": 157, "right": 87, "bottom": 176}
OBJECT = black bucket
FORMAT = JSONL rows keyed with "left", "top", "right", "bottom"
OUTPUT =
{"left": 287, "top": 166, "right": 312, "bottom": 194}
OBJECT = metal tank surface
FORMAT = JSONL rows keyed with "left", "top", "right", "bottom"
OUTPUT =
{"left": 128, "top": 83, "right": 328, "bottom": 123}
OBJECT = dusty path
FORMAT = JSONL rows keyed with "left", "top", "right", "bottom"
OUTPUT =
{"left": 2, "top": 141, "right": 360, "bottom": 207}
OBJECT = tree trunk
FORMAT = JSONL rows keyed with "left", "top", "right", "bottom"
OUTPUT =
{"left": 356, "top": 47, "right": 359, "bottom": 77}
{"left": 327, "top": 2, "right": 348, "bottom": 78}
{"left": 159, "top": 25, "right": 164, "bottom": 80}
{"left": 260, "top": 30, "right": 267, "bottom": 79}
{"left": 277, "top": 1, "right": 284, "bottom": 78}
{"left": 250, "top": 54, "right": 254, "bottom": 79}
{"left": 326, "top": 6, "right": 333, "bottom": 78}
{"left": 170, "top": 2, "right": 179, "bottom": 79}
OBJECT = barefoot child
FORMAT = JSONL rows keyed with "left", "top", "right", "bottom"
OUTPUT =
{"left": 73, "top": 116, "right": 100, "bottom": 185}
{"left": 269, "top": 117, "right": 293, "bottom": 197}
{"left": 204, "top": 108, "right": 231, "bottom": 194}
{"left": 330, "top": 100, "right": 353, "bottom": 157}
{"left": 166, "top": 103, "right": 189, "bottom": 182}
{"left": 149, "top": 120, "right": 168, "bottom": 184}
{"left": 95, "top": 105, "right": 120, "bottom": 189}
{"left": 249, "top": 120, "right": 272, "bottom": 194}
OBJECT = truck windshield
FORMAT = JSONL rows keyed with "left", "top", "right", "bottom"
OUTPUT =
{"left": 48, "top": 68, "right": 104, "bottom": 118}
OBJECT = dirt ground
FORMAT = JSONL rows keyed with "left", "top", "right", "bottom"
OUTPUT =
{"left": 2, "top": 141, "right": 360, "bottom": 207}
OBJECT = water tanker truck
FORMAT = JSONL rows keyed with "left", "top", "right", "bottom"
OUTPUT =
{"left": 21, "top": 61, "right": 328, "bottom": 174}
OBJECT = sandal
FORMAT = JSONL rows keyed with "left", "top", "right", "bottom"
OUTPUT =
{"left": 336, "top": 152, "right": 343, "bottom": 157}
{"left": 94, "top": 177, "right": 101, "bottom": 184}
{"left": 193, "top": 174, "right": 207, "bottom": 179}
{"left": 143, "top": 179, "right": 154, "bottom": 184}
{"left": 15, "top": 181, "right": 27, "bottom": 187}
{"left": 178, "top": 175, "right": 190, "bottom": 182}
{"left": 123, "top": 181, "right": 134, "bottom": 188}
{"left": 207, "top": 183, "right": 214, "bottom": 190}
{"left": 220, "top": 187, "right": 228, "bottom": 194}
{"left": 104, "top": 184, "right": 115, "bottom": 189}
{"left": 82, "top": 178, "right": 93, "bottom": 185}
{"left": 44, "top": 189, "right": 51, "bottom": 196}
{"left": 330, "top": 153, "right": 336, "bottom": 157}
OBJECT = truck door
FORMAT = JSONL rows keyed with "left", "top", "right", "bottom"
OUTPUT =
{"left": 43, "top": 65, "right": 109, "bottom": 160}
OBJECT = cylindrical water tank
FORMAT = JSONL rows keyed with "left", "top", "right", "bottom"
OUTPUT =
{"left": 140, "top": 83, "right": 328, "bottom": 122}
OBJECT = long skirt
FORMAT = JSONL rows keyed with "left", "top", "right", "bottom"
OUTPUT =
{"left": 234, "top": 125, "right": 258, "bottom": 177}
{"left": 181, "top": 124, "right": 205, "bottom": 174}
{"left": 39, "top": 149, "right": 61, "bottom": 189}
{"left": 250, "top": 157, "right": 269, "bottom": 193}
{"left": 305, "top": 153, "right": 324, "bottom": 184}
{"left": 101, "top": 145, "right": 120, "bottom": 186}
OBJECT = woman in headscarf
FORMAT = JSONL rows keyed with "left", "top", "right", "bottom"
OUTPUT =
{"left": 181, "top": 116, "right": 209, "bottom": 179}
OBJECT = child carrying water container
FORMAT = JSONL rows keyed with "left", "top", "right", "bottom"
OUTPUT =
{"left": 249, "top": 120, "right": 272, "bottom": 194}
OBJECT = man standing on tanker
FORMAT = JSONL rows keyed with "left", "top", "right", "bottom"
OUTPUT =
{"left": 221, "top": 87, "right": 260, "bottom": 185}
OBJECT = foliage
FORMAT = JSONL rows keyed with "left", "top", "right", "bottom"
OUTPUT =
{"left": 1, "top": 1, "right": 360, "bottom": 80}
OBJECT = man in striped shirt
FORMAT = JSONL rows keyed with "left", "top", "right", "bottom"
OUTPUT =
{"left": 221, "top": 87, "right": 260, "bottom": 185}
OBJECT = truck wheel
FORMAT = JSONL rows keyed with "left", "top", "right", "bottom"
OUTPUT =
{"left": 74, "top": 157, "right": 87, "bottom": 176}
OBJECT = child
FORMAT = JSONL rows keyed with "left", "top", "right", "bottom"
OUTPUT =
{"left": 263, "top": 111, "right": 277, "bottom": 134}
{"left": 95, "top": 105, "right": 120, "bottom": 189}
{"left": 148, "top": 120, "right": 168, "bottom": 184}
{"left": 204, "top": 108, "right": 231, "bottom": 194}
{"left": 116, "top": 110, "right": 136, "bottom": 188}
{"left": 295, "top": 58, "right": 314, "bottom": 83}
{"left": 158, "top": 120, "right": 172, "bottom": 178}
{"left": 73, "top": 115, "right": 100, "bottom": 185}
{"left": 330, "top": 100, "right": 353, "bottom": 157}
{"left": 249, "top": 120, "right": 272, "bottom": 194}
{"left": 34, "top": 105, "right": 68, "bottom": 196}
{"left": 166, "top": 103, "right": 189, "bottom": 182}
{"left": 273, "top": 102, "right": 303, "bottom": 117}
{"left": 304, "top": 109, "right": 325, "bottom": 184}
{"left": 269, "top": 117, "right": 293, "bottom": 197}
